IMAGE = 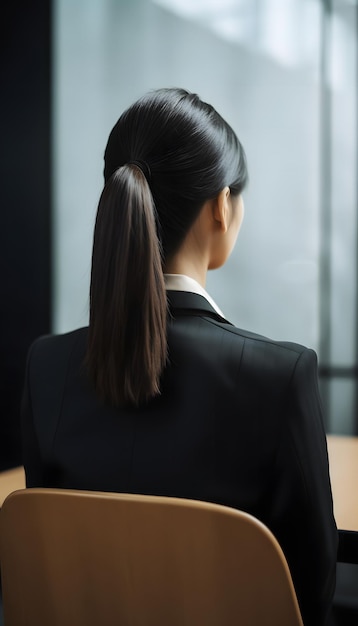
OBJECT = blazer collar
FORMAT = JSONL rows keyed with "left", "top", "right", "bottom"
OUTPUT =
{"left": 166, "top": 290, "right": 232, "bottom": 325}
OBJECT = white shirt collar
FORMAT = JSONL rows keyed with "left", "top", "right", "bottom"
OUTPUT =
{"left": 164, "top": 274, "right": 225, "bottom": 318}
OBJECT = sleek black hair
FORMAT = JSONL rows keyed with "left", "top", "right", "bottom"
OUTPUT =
{"left": 87, "top": 88, "right": 248, "bottom": 407}
{"left": 104, "top": 88, "right": 248, "bottom": 258}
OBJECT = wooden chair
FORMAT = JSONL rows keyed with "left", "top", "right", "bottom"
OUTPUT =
{"left": 0, "top": 488, "right": 303, "bottom": 626}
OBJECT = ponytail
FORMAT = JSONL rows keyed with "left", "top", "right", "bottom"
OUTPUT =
{"left": 86, "top": 164, "right": 168, "bottom": 407}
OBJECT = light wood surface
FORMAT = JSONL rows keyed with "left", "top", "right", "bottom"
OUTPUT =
{"left": 327, "top": 435, "right": 358, "bottom": 532}
{"left": 0, "top": 466, "right": 25, "bottom": 507}
{"left": 0, "top": 436, "right": 357, "bottom": 532}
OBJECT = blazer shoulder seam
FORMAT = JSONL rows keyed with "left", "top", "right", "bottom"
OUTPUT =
{"left": 202, "top": 317, "right": 309, "bottom": 357}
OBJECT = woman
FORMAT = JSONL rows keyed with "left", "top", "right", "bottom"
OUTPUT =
{"left": 22, "top": 88, "right": 337, "bottom": 625}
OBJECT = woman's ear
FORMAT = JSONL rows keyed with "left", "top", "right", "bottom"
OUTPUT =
{"left": 212, "top": 187, "right": 231, "bottom": 233}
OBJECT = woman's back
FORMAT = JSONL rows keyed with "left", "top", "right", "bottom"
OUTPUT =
{"left": 24, "top": 290, "right": 305, "bottom": 497}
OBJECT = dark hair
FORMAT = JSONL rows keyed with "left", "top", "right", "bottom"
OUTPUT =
{"left": 86, "top": 88, "right": 248, "bottom": 407}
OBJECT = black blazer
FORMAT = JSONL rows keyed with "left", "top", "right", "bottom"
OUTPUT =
{"left": 22, "top": 290, "right": 337, "bottom": 626}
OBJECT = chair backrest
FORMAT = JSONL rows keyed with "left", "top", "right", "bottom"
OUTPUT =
{"left": 0, "top": 488, "right": 303, "bottom": 626}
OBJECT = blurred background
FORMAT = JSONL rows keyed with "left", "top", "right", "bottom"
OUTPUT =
{"left": 1, "top": 0, "right": 358, "bottom": 470}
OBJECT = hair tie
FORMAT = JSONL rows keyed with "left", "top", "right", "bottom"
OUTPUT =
{"left": 128, "top": 160, "right": 151, "bottom": 182}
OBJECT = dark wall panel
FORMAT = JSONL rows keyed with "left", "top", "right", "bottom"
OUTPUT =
{"left": 0, "top": 1, "right": 52, "bottom": 470}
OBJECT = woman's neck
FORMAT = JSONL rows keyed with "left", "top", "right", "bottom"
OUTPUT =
{"left": 164, "top": 256, "right": 208, "bottom": 288}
